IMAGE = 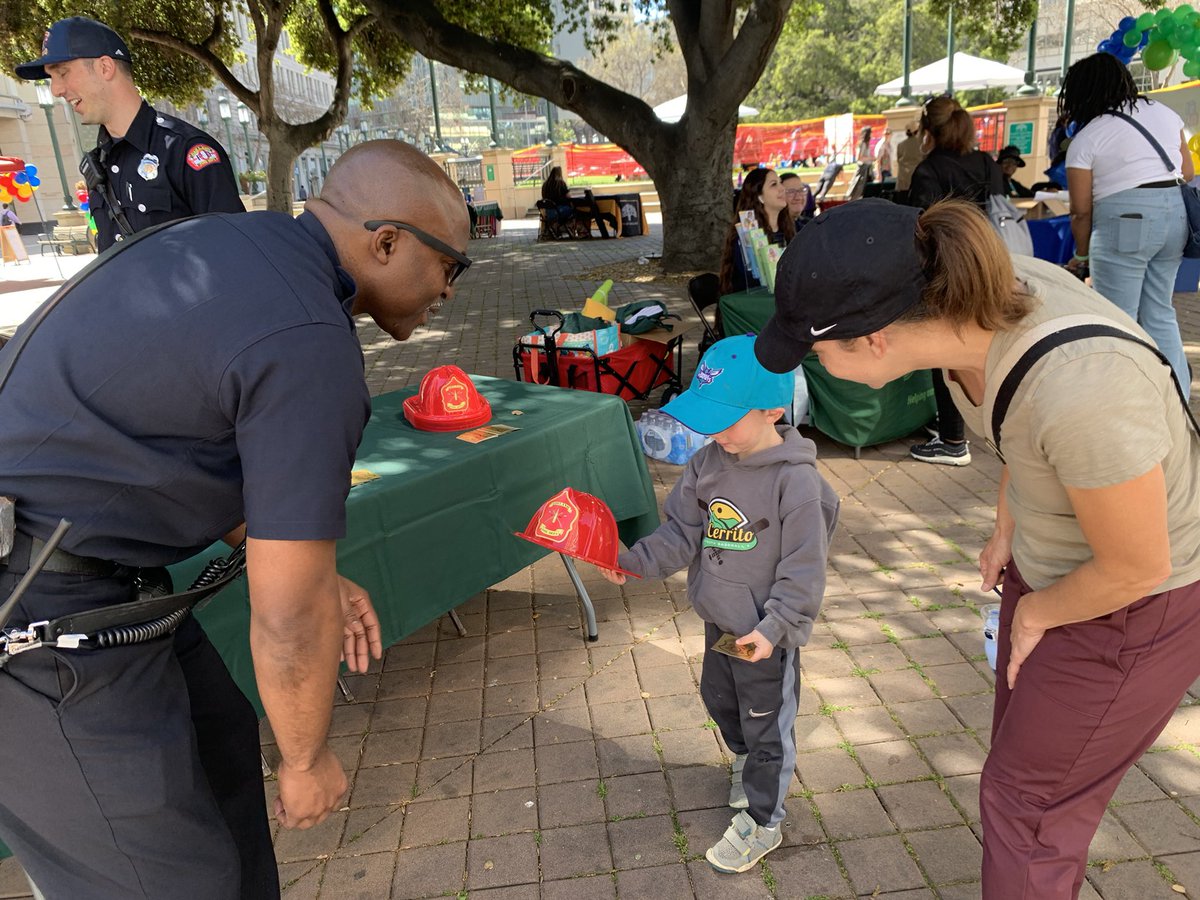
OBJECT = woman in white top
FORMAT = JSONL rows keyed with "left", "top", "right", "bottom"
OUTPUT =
{"left": 1062, "top": 52, "right": 1193, "bottom": 391}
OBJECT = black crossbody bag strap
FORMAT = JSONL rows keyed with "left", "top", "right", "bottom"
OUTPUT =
{"left": 991, "top": 323, "right": 1200, "bottom": 461}
{"left": 0, "top": 216, "right": 206, "bottom": 396}
{"left": 1109, "top": 111, "right": 1182, "bottom": 179}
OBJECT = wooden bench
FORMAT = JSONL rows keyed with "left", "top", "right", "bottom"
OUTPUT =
{"left": 37, "top": 225, "right": 95, "bottom": 256}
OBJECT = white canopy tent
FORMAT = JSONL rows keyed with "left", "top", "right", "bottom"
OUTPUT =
{"left": 652, "top": 94, "right": 759, "bottom": 123}
{"left": 875, "top": 52, "right": 1028, "bottom": 96}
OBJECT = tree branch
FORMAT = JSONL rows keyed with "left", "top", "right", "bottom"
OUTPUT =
{"left": 129, "top": 26, "right": 253, "bottom": 105}
{"left": 365, "top": 0, "right": 677, "bottom": 152}
{"left": 711, "top": 0, "right": 792, "bottom": 107}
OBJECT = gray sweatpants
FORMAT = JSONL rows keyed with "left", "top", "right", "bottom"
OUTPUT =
{"left": 699, "top": 621, "right": 801, "bottom": 827}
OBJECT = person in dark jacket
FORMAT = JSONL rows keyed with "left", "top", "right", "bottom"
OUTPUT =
{"left": 906, "top": 96, "right": 1005, "bottom": 467}
{"left": 997, "top": 145, "right": 1035, "bottom": 198}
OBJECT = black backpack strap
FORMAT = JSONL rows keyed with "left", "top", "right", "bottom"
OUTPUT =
{"left": 990, "top": 323, "right": 1200, "bottom": 462}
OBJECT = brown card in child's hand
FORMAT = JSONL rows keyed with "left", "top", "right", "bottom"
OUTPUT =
{"left": 711, "top": 632, "right": 756, "bottom": 660}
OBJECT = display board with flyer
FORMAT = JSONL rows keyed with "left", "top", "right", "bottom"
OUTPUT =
{"left": 735, "top": 212, "right": 783, "bottom": 292}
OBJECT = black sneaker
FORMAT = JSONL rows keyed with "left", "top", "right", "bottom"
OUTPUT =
{"left": 910, "top": 437, "right": 971, "bottom": 466}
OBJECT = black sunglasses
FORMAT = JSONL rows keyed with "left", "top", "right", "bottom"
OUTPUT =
{"left": 363, "top": 219, "right": 472, "bottom": 285}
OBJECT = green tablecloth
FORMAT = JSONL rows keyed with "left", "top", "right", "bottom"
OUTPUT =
{"left": 721, "top": 290, "right": 935, "bottom": 449}
{"left": 172, "top": 376, "right": 659, "bottom": 716}
{"left": 0, "top": 378, "right": 658, "bottom": 862}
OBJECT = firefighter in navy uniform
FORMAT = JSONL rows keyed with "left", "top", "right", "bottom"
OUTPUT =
{"left": 0, "top": 141, "right": 471, "bottom": 899}
{"left": 16, "top": 17, "right": 243, "bottom": 250}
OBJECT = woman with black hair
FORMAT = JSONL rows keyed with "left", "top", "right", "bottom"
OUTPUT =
{"left": 539, "top": 166, "right": 576, "bottom": 238}
{"left": 1061, "top": 52, "right": 1193, "bottom": 393}
{"left": 719, "top": 168, "right": 795, "bottom": 294}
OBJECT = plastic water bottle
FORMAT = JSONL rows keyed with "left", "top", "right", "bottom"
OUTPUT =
{"left": 981, "top": 604, "right": 1001, "bottom": 671}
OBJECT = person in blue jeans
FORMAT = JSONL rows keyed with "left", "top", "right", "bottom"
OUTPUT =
{"left": 593, "top": 335, "right": 839, "bottom": 874}
{"left": 1062, "top": 52, "right": 1193, "bottom": 393}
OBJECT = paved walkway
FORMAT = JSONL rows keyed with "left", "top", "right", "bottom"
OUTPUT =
{"left": 1, "top": 219, "right": 1198, "bottom": 899}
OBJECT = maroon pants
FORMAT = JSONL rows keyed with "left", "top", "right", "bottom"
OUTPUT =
{"left": 981, "top": 562, "right": 1200, "bottom": 898}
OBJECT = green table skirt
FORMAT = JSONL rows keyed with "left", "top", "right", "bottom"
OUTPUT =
{"left": 169, "top": 376, "right": 660, "bottom": 716}
{"left": 721, "top": 289, "right": 935, "bottom": 449}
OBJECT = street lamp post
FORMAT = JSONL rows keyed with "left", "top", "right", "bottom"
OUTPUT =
{"left": 34, "top": 81, "right": 76, "bottom": 211}
{"left": 1061, "top": 0, "right": 1076, "bottom": 79}
{"left": 896, "top": 0, "right": 916, "bottom": 107}
{"left": 487, "top": 77, "right": 500, "bottom": 146}
{"left": 217, "top": 93, "right": 241, "bottom": 185}
{"left": 237, "top": 102, "right": 254, "bottom": 190}
{"left": 1018, "top": 16, "right": 1040, "bottom": 96}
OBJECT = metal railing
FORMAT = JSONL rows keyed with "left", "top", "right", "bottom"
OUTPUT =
{"left": 513, "top": 155, "right": 552, "bottom": 186}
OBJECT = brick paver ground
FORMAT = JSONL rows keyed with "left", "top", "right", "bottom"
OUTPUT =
{"left": 1, "top": 218, "right": 1198, "bottom": 899}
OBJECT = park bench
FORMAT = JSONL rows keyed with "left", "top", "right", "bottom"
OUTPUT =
{"left": 37, "top": 225, "right": 95, "bottom": 256}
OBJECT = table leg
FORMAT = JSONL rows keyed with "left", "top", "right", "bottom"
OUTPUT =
{"left": 559, "top": 555, "right": 599, "bottom": 642}
{"left": 446, "top": 608, "right": 468, "bottom": 637}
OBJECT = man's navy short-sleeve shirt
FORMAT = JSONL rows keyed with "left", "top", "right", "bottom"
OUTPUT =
{"left": 0, "top": 211, "right": 370, "bottom": 567}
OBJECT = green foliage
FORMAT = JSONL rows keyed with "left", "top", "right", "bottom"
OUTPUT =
{"left": 286, "top": 1, "right": 414, "bottom": 108}
{"left": 748, "top": 0, "right": 1031, "bottom": 120}
{"left": 0, "top": 0, "right": 239, "bottom": 105}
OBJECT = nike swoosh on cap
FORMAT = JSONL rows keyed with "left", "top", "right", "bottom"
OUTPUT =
{"left": 809, "top": 323, "right": 837, "bottom": 336}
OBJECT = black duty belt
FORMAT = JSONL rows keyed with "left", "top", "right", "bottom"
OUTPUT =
{"left": 4, "top": 530, "right": 119, "bottom": 577}
{"left": 0, "top": 541, "right": 246, "bottom": 666}
{"left": 1137, "top": 179, "right": 1182, "bottom": 189}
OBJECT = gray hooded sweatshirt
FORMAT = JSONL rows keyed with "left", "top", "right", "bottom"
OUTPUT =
{"left": 618, "top": 426, "right": 839, "bottom": 649}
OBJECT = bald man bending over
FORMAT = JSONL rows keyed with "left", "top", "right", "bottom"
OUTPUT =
{"left": 0, "top": 141, "right": 472, "bottom": 900}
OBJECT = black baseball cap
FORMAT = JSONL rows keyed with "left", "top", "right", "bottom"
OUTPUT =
{"left": 15, "top": 17, "right": 131, "bottom": 81}
{"left": 754, "top": 199, "right": 928, "bottom": 374}
{"left": 997, "top": 145, "right": 1026, "bottom": 167}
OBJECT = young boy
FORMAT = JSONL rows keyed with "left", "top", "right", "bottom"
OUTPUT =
{"left": 596, "top": 335, "right": 839, "bottom": 873}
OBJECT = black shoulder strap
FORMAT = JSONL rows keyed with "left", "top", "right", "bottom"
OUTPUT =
{"left": 1109, "top": 111, "right": 1180, "bottom": 178}
{"left": 991, "top": 323, "right": 1200, "bottom": 462}
{"left": 0, "top": 215, "right": 209, "bottom": 396}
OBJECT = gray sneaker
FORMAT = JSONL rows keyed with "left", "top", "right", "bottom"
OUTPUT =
{"left": 705, "top": 810, "right": 782, "bottom": 873}
{"left": 729, "top": 753, "right": 749, "bottom": 809}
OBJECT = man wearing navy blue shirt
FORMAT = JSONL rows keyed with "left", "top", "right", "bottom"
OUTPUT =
{"left": 16, "top": 17, "right": 244, "bottom": 250}
{"left": 0, "top": 141, "right": 471, "bottom": 898}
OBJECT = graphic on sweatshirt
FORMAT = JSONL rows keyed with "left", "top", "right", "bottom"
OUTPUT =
{"left": 703, "top": 498, "right": 759, "bottom": 551}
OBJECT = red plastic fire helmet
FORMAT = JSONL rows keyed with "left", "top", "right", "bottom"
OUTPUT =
{"left": 403, "top": 365, "right": 492, "bottom": 432}
{"left": 515, "top": 487, "right": 641, "bottom": 577}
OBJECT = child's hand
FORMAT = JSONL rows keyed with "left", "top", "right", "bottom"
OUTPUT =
{"left": 595, "top": 566, "right": 626, "bottom": 585}
{"left": 736, "top": 629, "right": 774, "bottom": 662}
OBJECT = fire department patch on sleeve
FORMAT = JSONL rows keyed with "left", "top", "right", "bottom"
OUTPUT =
{"left": 186, "top": 144, "right": 221, "bottom": 171}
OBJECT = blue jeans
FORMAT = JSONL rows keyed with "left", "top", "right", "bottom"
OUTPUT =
{"left": 1090, "top": 186, "right": 1191, "bottom": 392}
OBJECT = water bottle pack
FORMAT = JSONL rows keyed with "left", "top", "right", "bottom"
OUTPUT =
{"left": 636, "top": 410, "right": 711, "bottom": 465}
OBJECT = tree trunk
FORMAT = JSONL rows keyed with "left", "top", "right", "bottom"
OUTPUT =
{"left": 264, "top": 126, "right": 302, "bottom": 214}
{"left": 630, "top": 117, "right": 737, "bottom": 274}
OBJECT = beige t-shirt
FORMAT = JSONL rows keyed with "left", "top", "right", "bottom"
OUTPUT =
{"left": 945, "top": 256, "right": 1200, "bottom": 591}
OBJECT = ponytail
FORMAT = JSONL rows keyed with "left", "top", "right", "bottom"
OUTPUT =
{"left": 903, "top": 199, "right": 1032, "bottom": 332}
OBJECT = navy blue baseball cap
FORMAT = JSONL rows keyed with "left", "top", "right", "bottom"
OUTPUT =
{"left": 16, "top": 17, "right": 132, "bottom": 81}
{"left": 755, "top": 199, "right": 928, "bottom": 373}
{"left": 661, "top": 335, "right": 792, "bottom": 435}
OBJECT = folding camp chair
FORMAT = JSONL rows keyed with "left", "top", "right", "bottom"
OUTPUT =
{"left": 687, "top": 273, "right": 724, "bottom": 358}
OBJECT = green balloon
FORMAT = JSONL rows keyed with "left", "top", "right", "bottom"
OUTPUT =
{"left": 1176, "top": 4, "right": 1196, "bottom": 21}
{"left": 1138, "top": 11, "right": 1156, "bottom": 30}
{"left": 1144, "top": 38, "right": 1176, "bottom": 69}
{"left": 1124, "top": 28, "right": 1143, "bottom": 47}
{"left": 1156, "top": 7, "right": 1173, "bottom": 22}
{"left": 1185, "top": 59, "right": 1200, "bottom": 77}
{"left": 1160, "top": 17, "right": 1177, "bottom": 35}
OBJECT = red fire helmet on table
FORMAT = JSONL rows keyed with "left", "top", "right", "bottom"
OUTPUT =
{"left": 515, "top": 487, "right": 641, "bottom": 578}
{"left": 403, "top": 365, "right": 492, "bottom": 432}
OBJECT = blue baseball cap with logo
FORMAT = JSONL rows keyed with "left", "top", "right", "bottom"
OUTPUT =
{"left": 15, "top": 17, "right": 132, "bottom": 81}
{"left": 661, "top": 335, "right": 792, "bottom": 435}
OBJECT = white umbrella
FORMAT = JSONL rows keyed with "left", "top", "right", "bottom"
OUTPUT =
{"left": 652, "top": 94, "right": 759, "bottom": 124}
{"left": 875, "top": 52, "right": 1028, "bottom": 96}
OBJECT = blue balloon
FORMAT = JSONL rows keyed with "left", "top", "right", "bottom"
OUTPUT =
{"left": 1119, "top": 15, "right": 1137, "bottom": 31}
{"left": 24, "top": 164, "right": 37, "bottom": 177}
{"left": 1139, "top": 30, "right": 1151, "bottom": 48}
{"left": 1066, "top": 120, "right": 1079, "bottom": 138}
{"left": 12, "top": 172, "right": 26, "bottom": 185}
